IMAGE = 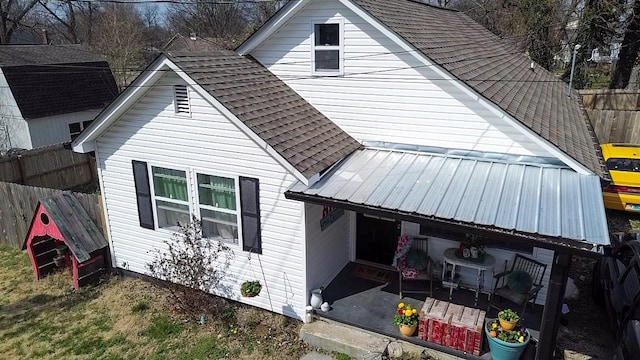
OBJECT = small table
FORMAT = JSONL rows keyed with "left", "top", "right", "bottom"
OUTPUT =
{"left": 442, "top": 248, "right": 496, "bottom": 305}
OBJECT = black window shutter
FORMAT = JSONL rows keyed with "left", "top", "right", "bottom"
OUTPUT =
{"left": 240, "top": 177, "right": 261, "bottom": 254}
{"left": 132, "top": 160, "right": 155, "bottom": 229}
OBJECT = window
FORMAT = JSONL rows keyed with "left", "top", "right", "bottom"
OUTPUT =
{"left": 68, "top": 120, "right": 94, "bottom": 140}
{"left": 131, "top": 162, "right": 261, "bottom": 251}
{"left": 173, "top": 85, "right": 191, "bottom": 115}
{"left": 197, "top": 173, "right": 238, "bottom": 243}
{"left": 152, "top": 166, "right": 190, "bottom": 229}
{"left": 312, "top": 22, "right": 342, "bottom": 74}
{"left": 418, "top": 224, "right": 534, "bottom": 253}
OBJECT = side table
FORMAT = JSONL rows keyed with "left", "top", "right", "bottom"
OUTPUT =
{"left": 441, "top": 248, "right": 496, "bottom": 305}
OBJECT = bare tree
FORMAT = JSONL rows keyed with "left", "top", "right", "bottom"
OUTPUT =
{"left": 91, "top": 3, "right": 144, "bottom": 89}
{"left": 36, "top": 0, "right": 99, "bottom": 44}
{"left": 0, "top": 0, "right": 40, "bottom": 43}
{"left": 251, "top": 0, "right": 289, "bottom": 26}
{"left": 167, "top": 0, "right": 248, "bottom": 48}
{"left": 610, "top": 0, "right": 640, "bottom": 88}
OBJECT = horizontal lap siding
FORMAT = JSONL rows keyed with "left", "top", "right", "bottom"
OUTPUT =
{"left": 252, "top": 0, "right": 551, "bottom": 157}
{"left": 96, "top": 72, "right": 306, "bottom": 319}
{"left": 305, "top": 204, "right": 351, "bottom": 294}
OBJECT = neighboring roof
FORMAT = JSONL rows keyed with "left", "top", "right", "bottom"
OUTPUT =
{"left": 162, "top": 34, "right": 229, "bottom": 52}
{"left": 287, "top": 147, "right": 609, "bottom": 250}
{"left": 166, "top": 50, "right": 361, "bottom": 178}
{"left": 0, "top": 45, "right": 118, "bottom": 119}
{"left": 23, "top": 192, "right": 108, "bottom": 263}
{"left": 0, "top": 45, "right": 106, "bottom": 66}
{"left": 349, "top": 0, "right": 606, "bottom": 178}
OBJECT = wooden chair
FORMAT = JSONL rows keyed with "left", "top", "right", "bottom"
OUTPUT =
{"left": 487, "top": 254, "right": 547, "bottom": 317}
{"left": 394, "top": 235, "right": 433, "bottom": 299}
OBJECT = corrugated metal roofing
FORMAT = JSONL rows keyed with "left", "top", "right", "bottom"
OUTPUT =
{"left": 288, "top": 148, "right": 609, "bottom": 246}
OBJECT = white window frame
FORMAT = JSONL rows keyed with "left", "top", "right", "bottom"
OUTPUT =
{"left": 173, "top": 84, "right": 192, "bottom": 117}
{"left": 311, "top": 18, "right": 344, "bottom": 76}
{"left": 194, "top": 170, "right": 242, "bottom": 245}
{"left": 148, "top": 163, "right": 193, "bottom": 232}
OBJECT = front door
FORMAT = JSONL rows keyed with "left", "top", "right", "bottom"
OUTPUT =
{"left": 356, "top": 213, "right": 400, "bottom": 266}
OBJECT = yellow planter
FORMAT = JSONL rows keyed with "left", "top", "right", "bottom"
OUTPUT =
{"left": 499, "top": 318, "right": 517, "bottom": 331}
{"left": 399, "top": 324, "right": 416, "bottom": 337}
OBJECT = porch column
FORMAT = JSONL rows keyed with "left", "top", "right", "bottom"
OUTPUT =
{"left": 536, "top": 252, "right": 572, "bottom": 360}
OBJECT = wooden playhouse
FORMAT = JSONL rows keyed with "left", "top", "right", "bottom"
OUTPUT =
{"left": 23, "top": 192, "right": 109, "bottom": 289}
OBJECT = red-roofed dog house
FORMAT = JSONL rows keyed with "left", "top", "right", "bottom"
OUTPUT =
{"left": 23, "top": 192, "right": 109, "bottom": 289}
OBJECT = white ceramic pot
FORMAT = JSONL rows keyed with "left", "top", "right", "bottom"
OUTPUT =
{"left": 321, "top": 302, "right": 330, "bottom": 312}
{"left": 310, "top": 288, "right": 323, "bottom": 309}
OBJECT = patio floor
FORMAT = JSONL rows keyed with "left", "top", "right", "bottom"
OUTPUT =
{"left": 315, "top": 262, "right": 543, "bottom": 359}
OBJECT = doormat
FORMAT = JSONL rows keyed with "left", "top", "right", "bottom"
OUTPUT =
{"left": 353, "top": 264, "right": 395, "bottom": 283}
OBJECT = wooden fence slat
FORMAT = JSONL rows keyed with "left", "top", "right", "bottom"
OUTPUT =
{"left": 0, "top": 182, "right": 102, "bottom": 249}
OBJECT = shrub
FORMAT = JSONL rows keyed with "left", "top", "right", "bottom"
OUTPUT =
{"left": 147, "top": 216, "right": 233, "bottom": 318}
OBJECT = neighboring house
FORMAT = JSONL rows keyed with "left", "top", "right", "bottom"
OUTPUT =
{"left": 0, "top": 45, "right": 118, "bottom": 151}
{"left": 73, "top": 1, "right": 610, "bottom": 358}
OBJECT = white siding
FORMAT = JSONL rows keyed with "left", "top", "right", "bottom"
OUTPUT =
{"left": 252, "top": 0, "right": 552, "bottom": 157}
{"left": 402, "top": 221, "right": 553, "bottom": 305}
{"left": 95, "top": 72, "right": 307, "bottom": 319}
{"left": 0, "top": 69, "right": 30, "bottom": 150}
{"left": 305, "top": 204, "right": 351, "bottom": 295}
{"left": 28, "top": 109, "right": 100, "bottom": 148}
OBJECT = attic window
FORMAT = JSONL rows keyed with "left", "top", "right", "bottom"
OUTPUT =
{"left": 173, "top": 85, "right": 191, "bottom": 115}
{"left": 312, "top": 21, "right": 343, "bottom": 75}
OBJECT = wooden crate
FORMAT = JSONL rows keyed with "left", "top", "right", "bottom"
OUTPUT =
{"left": 418, "top": 297, "right": 485, "bottom": 355}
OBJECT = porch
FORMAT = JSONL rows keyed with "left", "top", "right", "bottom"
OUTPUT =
{"left": 316, "top": 262, "right": 543, "bottom": 359}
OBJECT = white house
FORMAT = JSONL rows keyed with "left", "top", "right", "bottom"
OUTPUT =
{"left": 0, "top": 45, "right": 118, "bottom": 151}
{"left": 73, "top": 1, "right": 610, "bottom": 358}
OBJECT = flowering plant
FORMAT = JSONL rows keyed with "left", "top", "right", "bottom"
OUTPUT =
{"left": 487, "top": 319, "right": 529, "bottom": 343}
{"left": 393, "top": 303, "right": 419, "bottom": 327}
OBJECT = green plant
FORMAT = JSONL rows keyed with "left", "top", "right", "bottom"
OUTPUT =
{"left": 143, "top": 315, "right": 183, "bottom": 341}
{"left": 335, "top": 353, "right": 351, "bottom": 360}
{"left": 498, "top": 309, "right": 520, "bottom": 323}
{"left": 240, "top": 280, "right": 262, "bottom": 297}
{"left": 131, "top": 296, "right": 149, "bottom": 313}
{"left": 393, "top": 303, "right": 419, "bottom": 327}
{"left": 487, "top": 319, "right": 529, "bottom": 343}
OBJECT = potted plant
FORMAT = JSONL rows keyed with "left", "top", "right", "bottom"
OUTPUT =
{"left": 240, "top": 280, "right": 262, "bottom": 297}
{"left": 485, "top": 312, "right": 530, "bottom": 360}
{"left": 498, "top": 309, "right": 520, "bottom": 331}
{"left": 393, "top": 302, "right": 419, "bottom": 337}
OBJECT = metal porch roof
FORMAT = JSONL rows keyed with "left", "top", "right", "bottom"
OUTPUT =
{"left": 287, "top": 148, "right": 610, "bottom": 247}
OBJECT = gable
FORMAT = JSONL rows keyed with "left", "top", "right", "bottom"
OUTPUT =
{"left": 239, "top": 0, "right": 606, "bottom": 178}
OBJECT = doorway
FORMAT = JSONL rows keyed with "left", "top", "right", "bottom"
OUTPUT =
{"left": 355, "top": 213, "right": 400, "bottom": 266}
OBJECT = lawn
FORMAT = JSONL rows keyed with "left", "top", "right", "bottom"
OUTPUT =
{"left": 0, "top": 246, "right": 309, "bottom": 359}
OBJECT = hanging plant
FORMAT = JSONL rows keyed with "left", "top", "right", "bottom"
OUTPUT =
{"left": 240, "top": 280, "right": 262, "bottom": 297}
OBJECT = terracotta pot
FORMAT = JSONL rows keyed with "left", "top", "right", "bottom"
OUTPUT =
{"left": 499, "top": 318, "right": 517, "bottom": 331}
{"left": 399, "top": 324, "right": 416, "bottom": 337}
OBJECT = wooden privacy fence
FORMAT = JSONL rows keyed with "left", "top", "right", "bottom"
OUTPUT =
{"left": 0, "top": 143, "right": 96, "bottom": 190}
{"left": 0, "top": 182, "right": 103, "bottom": 249}
{"left": 580, "top": 89, "right": 640, "bottom": 144}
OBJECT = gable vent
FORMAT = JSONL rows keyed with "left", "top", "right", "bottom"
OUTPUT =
{"left": 173, "top": 85, "right": 190, "bottom": 114}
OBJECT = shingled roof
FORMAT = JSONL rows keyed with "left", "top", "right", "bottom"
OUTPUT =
{"left": 349, "top": 0, "right": 606, "bottom": 178}
{"left": 0, "top": 45, "right": 118, "bottom": 119}
{"left": 166, "top": 50, "right": 361, "bottom": 178}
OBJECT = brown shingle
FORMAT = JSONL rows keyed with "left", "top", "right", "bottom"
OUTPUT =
{"left": 353, "top": 0, "right": 606, "bottom": 178}
{"left": 167, "top": 50, "right": 361, "bottom": 179}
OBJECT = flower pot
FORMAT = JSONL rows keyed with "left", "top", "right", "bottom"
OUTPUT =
{"left": 399, "top": 324, "right": 416, "bottom": 337}
{"left": 499, "top": 318, "right": 517, "bottom": 331}
{"left": 485, "top": 322, "right": 530, "bottom": 360}
{"left": 310, "top": 288, "right": 323, "bottom": 309}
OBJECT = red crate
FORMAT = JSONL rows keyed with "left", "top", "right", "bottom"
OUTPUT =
{"left": 418, "top": 297, "right": 485, "bottom": 356}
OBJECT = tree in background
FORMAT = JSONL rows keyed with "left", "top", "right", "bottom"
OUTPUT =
{"left": 36, "top": 0, "right": 98, "bottom": 44}
{"left": 0, "top": 0, "right": 40, "bottom": 43}
{"left": 609, "top": 0, "right": 640, "bottom": 88}
{"left": 251, "top": 0, "right": 289, "bottom": 28}
{"left": 167, "top": 0, "right": 248, "bottom": 48}
{"left": 562, "top": 0, "right": 625, "bottom": 89}
{"left": 91, "top": 3, "right": 144, "bottom": 89}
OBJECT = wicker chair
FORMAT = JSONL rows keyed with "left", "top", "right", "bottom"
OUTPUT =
{"left": 393, "top": 235, "right": 434, "bottom": 299}
{"left": 487, "top": 254, "right": 547, "bottom": 317}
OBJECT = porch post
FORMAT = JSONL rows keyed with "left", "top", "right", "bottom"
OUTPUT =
{"left": 536, "top": 252, "right": 572, "bottom": 360}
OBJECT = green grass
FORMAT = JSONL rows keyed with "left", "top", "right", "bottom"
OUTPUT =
{"left": 0, "top": 245, "right": 308, "bottom": 359}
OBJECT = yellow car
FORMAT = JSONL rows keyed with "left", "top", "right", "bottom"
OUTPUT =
{"left": 601, "top": 143, "right": 640, "bottom": 212}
